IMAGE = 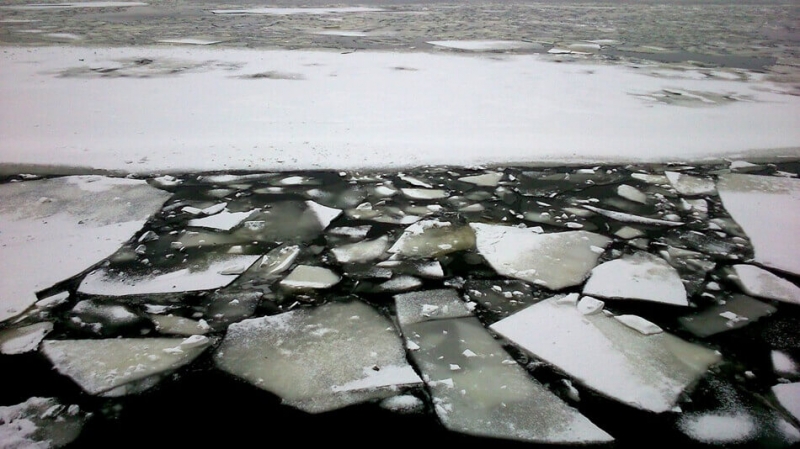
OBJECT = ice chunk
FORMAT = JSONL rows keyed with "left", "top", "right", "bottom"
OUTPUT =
{"left": 617, "top": 184, "right": 648, "bottom": 204}
{"left": 577, "top": 296, "right": 605, "bottom": 315}
{"left": 395, "top": 299, "right": 613, "bottom": 443}
{"left": 280, "top": 265, "right": 340, "bottom": 289}
{"left": 380, "top": 395, "right": 425, "bottom": 414}
{"left": 258, "top": 245, "right": 301, "bottom": 277}
{"left": 211, "top": 6, "right": 383, "bottom": 15}
{"left": 389, "top": 220, "right": 475, "bottom": 258}
{"left": 730, "top": 264, "right": 800, "bottom": 306}
{"left": 214, "top": 301, "right": 421, "bottom": 413}
{"left": 393, "top": 289, "right": 472, "bottom": 326}
{"left": 328, "top": 225, "right": 371, "bottom": 238}
{"left": 716, "top": 174, "right": 800, "bottom": 276}
{"left": 150, "top": 315, "right": 210, "bottom": 336}
{"left": 0, "top": 176, "right": 170, "bottom": 322}
{"left": 379, "top": 275, "right": 423, "bottom": 292}
{"left": 458, "top": 172, "right": 504, "bottom": 187}
{"left": 583, "top": 205, "right": 684, "bottom": 226}
{"left": 679, "top": 413, "right": 756, "bottom": 444}
{"left": 614, "top": 226, "right": 645, "bottom": 239}
{"left": 332, "top": 235, "right": 390, "bottom": 264}
{"left": 772, "top": 383, "right": 800, "bottom": 421}
{"left": 400, "top": 188, "right": 449, "bottom": 200}
{"left": 0, "top": 397, "right": 87, "bottom": 449}
{"left": 0, "top": 322, "right": 53, "bottom": 355}
{"left": 583, "top": 252, "right": 688, "bottom": 306}
{"left": 772, "top": 351, "right": 798, "bottom": 376}
{"left": 491, "top": 296, "right": 720, "bottom": 413}
{"left": 471, "top": 223, "right": 611, "bottom": 290}
{"left": 5, "top": 2, "right": 147, "bottom": 10}
{"left": 187, "top": 209, "right": 258, "bottom": 231}
{"left": 614, "top": 315, "right": 663, "bottom": 335}
{"left": 71, "top": 300, "right": 139, "bottom": 325}
{"left": 78, "top": 254, "right": 261, "bottom": 296}
{"left": 428, "top": 40, "right": 542, "bottom": 51}
{"left": 678, "top": 294, "right": 777, "bottom": 337}
{"left": 305, "top": 200, "right": 342, "bottom": 229}
{"left": 41, "top": 336, "right": 212, "bottom": 395}
{"left": 665, "top": 171, "right": 717, "bottom": 196}
{"left": 201, "top": 291, "right": 262, "bottom": 331}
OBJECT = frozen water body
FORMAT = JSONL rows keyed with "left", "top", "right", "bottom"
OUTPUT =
{"left": 389, "top": 219, "right": 476, "bottom": 258}
{"left": 41, "top": 336, "right": 212, "bottom": 396}
{"left": 394, "top": 290, "right": 613, "bottom": 443}
{"left": 471, "top": 223, "right": 610, "bottom": 290}
{"left": 583, "top": 251, "right": 689, "bottom": 306}
{"left": 0, "top": 397, "right": 87, "bottom": 448}
{"left": 491, "top": 295, "right": 721, "bottom": 413}
{"left": 678, "top": 294, "right": 777, "bottom": 337}
{"left": 729, "top": 264, "right": 800, "bottom": 306}
{"left": 0, "top": 321, "right": 53, "bottom": 355}
{"left": 716, "top": 174, "right": 800, "bottom": 276}
{"left": 279, "top": 265, "right": 341, "bottom": 289}
{"left": 78, "top": 254, "right": 261, "bottom": 296}
{"left": 214, "top": 301, "right": 421, "bottom": 413}
{"left": 0, "top": 175, "right": 170, "bottom": 323}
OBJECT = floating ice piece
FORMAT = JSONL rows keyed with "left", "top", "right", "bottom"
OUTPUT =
{"left": 665, "top": 171, "right": 717, "bottom": 196}
{"left": 428, "top": 40, "right": 541, "bottom": 51}
{"left": 4, "top": 2, "right": 147, "bottom": 9}
{"left": 400, "top": 188, "right": 449, "bottom": 200}
{"left": 305, "top": 200, "right": 342, "bottom": 229}
{"left": 393, "top": 289, "right": 472, "bottom": 326}
{"left": 471, "top": 223, "right": 611, "bottom": 290}
{"left": 332, "top": 235, "right": 390, "bottom": 264}
{"left": 631, "top": 173, "right": 670, "bottom": 185}
{"left": 679, "top": 294, "right": 777, "bottom": 337}
{"left": 395, "top": 292, "right": 613, "bottom": 443}
{"left": 188, "top": 209, "right": 257, "bottom": 231}
{"left": 380, "top": 395, "right": 425, "bottom": 414}
{"left": 258, "top": 245, "right": 301, "bottom": 277}
{"left": 614, "top": 315, "right": 663, "bottom": 335}
{"left": 491, "top": 296, "right": 721, "bottom": 413}
{"left": 312, "top": 30, "right": 368, "bottom": 37}
{"left": 615, "top": 226, "right": 645, "bottom": 239}
{"left": 0, "top": 322, "right": 53, "bottom": 355}
{"left": 584, "top": 252, "right": 688, "bottom": 306}
{"left": 72, "top": 300, "right": 138, "bottom": 325}
{"left": 730, "top": 264, "right": 800, "bottom": 306}
{"left": 772, "top": 383, "right": 800, "bottom": 421}
{"left": 617, "top": 184, "right": 648, "bottom": 204}
{"left": 379, "top": 275, "right": 422, "bottom": 292}
{"left": 150, "top": 315, "right": 210, "bottom": 336}
{"left": 0, "top": 397, "right": 87, "bottom": 448}
{"left": 201, "top": 291, "right": 262, "bottom": 331}
{"left": 457, "top": 172, "right": 504, "bottom": 187}
{"left": 211, "top": 7, "right": 383, "bottom": 15}
{"left": 389, "top": 220, "right": 475, "bottom": 258}
{"left": 678, "top": 413, "right": 756, "bottom": 444}
{"left": 328, "top": 225, "right": 371, "bottom": 238}
{"left": 214, "top": 301, "right": 421, "bottom": 413}
{"left": 772, "top": 351, "right": 797, "bottom": 376}
{"left": 583, "top": 205, "right": 684, "bottom": 226}
{"left": 0, "top": 176, "right": 170, "bottom": 323}
{"left": 157, "top": 38, "right": 223, "bottom": 45}
{"left": 280, "top": 265, "right": 340, "bottom": 289}
{"left": 78, "top": 254, "right": 260, "bottom": 296}
{"left": 577, "top": 296, "right": 605, "bottom": 315}
{"left": 41, "top": 336, "right": 212, "bottom": 395}
{"left": 717, "top": 174, "right": 800, "bottom": 273}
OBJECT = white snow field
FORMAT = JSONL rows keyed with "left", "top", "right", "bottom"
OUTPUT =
{"left": 1, "top": 46, "right": 799, "bottom": 174}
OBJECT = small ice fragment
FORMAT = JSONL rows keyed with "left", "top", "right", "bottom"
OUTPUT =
{"left": 613, "top": 315, "right": 663, "bottom": 335}
{"left": 577, "top": 296, "right": 604, "bottom": 315}
{"left": 280, "top": 265, "right": 340, "bottom": 289}
{"left": 617, "top": 185, "right": 648, "bottom": 204}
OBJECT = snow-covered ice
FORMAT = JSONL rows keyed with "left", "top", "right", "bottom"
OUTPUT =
{"left": 187, "top": 209, "right": 258, "bottom": 231}
{"left": 279, "top": 265, "right": 341, "bottom": 289}
{"left": 331, "top": 235, "right": 391, "bottom": 264}
{"left": 0, "top": 397, "right": 87, "bottom": 449}
{"left": 729, "top": 264, "right": 800, "bottom": 306}
{"left": 665, "top": 171, "right": 717, "bottom": 196}
{"left": 583, "top": 251, "right": 689, "bottom": 306}
{"left": 389, "top": 219, "right": 476, "bottom": 258}
{"left": 214, "top": 301, "right": 422, "bottom": 413}
{"left": 772, "top": 383, "right": 800, "bottom": 422}
{"left": 491, "top": 295, "right": 721, "bottom": 413}
{"left": 0, "top": 321, "right": 53, "bottom": 355}
{"left": 471, "top": 223, "right": 611, "bottom": 290}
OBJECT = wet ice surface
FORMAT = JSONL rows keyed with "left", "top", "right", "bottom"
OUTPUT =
{"left": 1, "top": 161, "right": 800, "bottom": 447}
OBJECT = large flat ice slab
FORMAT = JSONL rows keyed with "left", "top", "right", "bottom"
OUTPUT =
{"left": 730, "top": 264, "right": 800, "bottom": 306}
{"left": 0, "top": 176, "right": 170, "bottom": 322}
{"left": 214, "top": 301, "right": 422, "bottom": 413}
{"left": 394, "top": 289, "right": 613, "bottom": 443}
{"left": 491, "top": 295, "right": 721, "bottom": 413}
{"left": 471, "top": 223, "right": 611, "bottom": 290}
{"left": 583, "top": 251, "right": 689, "bottom": 306}
{"left": 2, "top": 46, "right": 799, "bottom": 173}
{"left": 717, "top": 174, "right": 800, "bottom": 276}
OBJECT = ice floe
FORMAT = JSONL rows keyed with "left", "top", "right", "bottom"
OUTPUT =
{"left": 583, "top": 251, "right": 689, "bottom": 306}
{"left": 772, "top": 383, "right": 800, "bottom": 421}
{"left": 729, "top": 264, "right": 800, "bottom": 306}
{"left": 471, "top": 223, "right": 610, "bottom": 290}
{"left": 583, "top": 204, "right": 684, "bottom": 226}
{"left": 279, "top": 265, "right": 341, "bottom": 289}
{"left": 389, "top": 219, "right": 475, "bottom": 258}
{"left": 41, "top": 336, "right": 212, "bottom": 395}
{"left": 0, "top": 321, "right": 53, "bottom": 355}
{"left": 0, "top": 397, "right": 87, "bottom": 449}
{"left": 678, "top": 294, "right": 777, "bottom": 337}
{"left": 187, "top": 208, "right": 258, "bottom": 231}
{"left": 395, "top": 290, "right": 613, "bottom": 443}
{"left": 716, "top": 174, "right": 800, "bottom": 276}
{"left": 331, "top": 235, "right": 391, "bottom": 264}
{"left": 0, "top": 176, "right": 170, "bottom": 322}
{"left": 214, "top": 301, "right": 421, "bottom": 413}
{"left": 491, "top": 294, "right": 721, "bottom": 413}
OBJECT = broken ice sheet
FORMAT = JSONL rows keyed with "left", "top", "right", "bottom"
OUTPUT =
{"left": 214, "top": 301, "right": 421, "bottom": 413}
{"left": 665, "top": 171, "right": 717, "bottom": 196}
{"left": 41, "top": 336, "right": 212, "bottom": 396}
{"left": 491, "top": 295, "right": 721, "bottom": 413}
{"left": 772, "top": 382, "right": 800, "bottom": 422}
{"left": 78, "top": 254, "right": 261, "bottom": 296}
{"left": 331, "top": 235, "right": 390, "bottom": 264}
{"left": 583, "top": 251, "right": 689, "bottom": 306}
{"left": 389, "top": 219, "right": 476, "bottom": 258}
{"left": 187, "top": 208, "right": 258, "bottom": 231}
{"left": 678, "top": 294, "right": 777, "bottom": 337}
{"left": 394, "top": 290, "right": 613, "bottom": 443}
{"left": 0, "top": 321, "right": 53, "bottom": 355}
{"left": 0, "top": 397, "right": 88, "bottom": 449}
{"left": 0, "top": 175, "right": 170, "bottom": 323}
{"left": 729, "top": 264, "right": 800, "bottom": 306}
{"left": 471, "top": 223, "right": 610, "bottom": 290}
{"left": 716, "top": 173, "right": 800, "bottom": 276}
{"left": 279, "top": 265, "right": 341, "bottom": 289}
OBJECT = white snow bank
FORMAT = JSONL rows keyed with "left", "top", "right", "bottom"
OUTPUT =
{"left": 0, "top": 176, "right": 170, "bottom": 323}
{"left": 1, "top": 46, "right": 798, "bottom": 174}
